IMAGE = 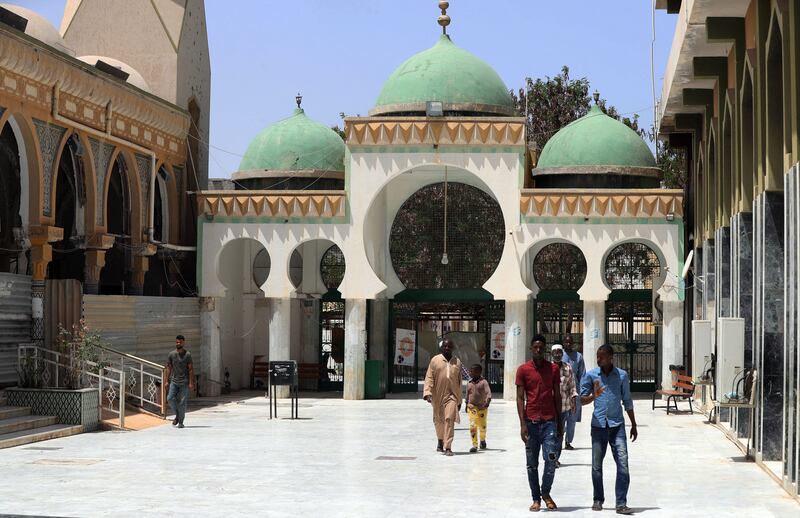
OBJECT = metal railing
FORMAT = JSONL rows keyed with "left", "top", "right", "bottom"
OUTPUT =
{"left": 17, "top": 344, "right": 166, "bottom": 429}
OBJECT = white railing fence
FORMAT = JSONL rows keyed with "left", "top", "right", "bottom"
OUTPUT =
{"left": 17, "top": 344, "right": 166, "bottom": 429}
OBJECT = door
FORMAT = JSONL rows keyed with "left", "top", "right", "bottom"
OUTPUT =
{"left": 319, "top": 299, "right": 345, "bottom": 391}
{"left": 605, "top": 296, "right": 659, "bottom": 392}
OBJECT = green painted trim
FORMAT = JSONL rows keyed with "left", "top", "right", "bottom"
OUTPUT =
{"left": 346, "top": 145, "right": 523, "bottom": 154}
{"left": 535, "top": 290, "right": 580, "bottom": 302}
{"left": 608, "top": 289, "right": 652, "bottom": 302}
{"left": 393, "top": 288, "right": 494, "bottom": 302}
{"left": 521, "top": 216, "right": 683, "bottom": 225}
{"left": 199, "top": 216, "right": 347, "bottom": 225}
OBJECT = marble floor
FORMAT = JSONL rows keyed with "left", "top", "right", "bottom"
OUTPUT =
{"left": 1, "top": 393, "right": 798, "bottom": 517}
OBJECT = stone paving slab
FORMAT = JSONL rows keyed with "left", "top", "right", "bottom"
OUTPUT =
{"left": 0, "top": 396, "right": 798, "bottom": 517}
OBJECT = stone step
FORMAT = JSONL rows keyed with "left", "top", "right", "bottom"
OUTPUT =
{"left": 0, "top": 406, "right": 31, "bottom": 420}
{"left": 0, "top": 415, "right": 58, "bottom": 435}
{"left": 0, "top": 424, "right": 84, "bottom": 450}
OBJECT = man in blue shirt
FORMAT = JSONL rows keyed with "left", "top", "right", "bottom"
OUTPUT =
{"left": 580, "top": 344, "right": 638, "bottom": 515}
{"left": 562, "top": 334, "right": 585, "bottom": 450}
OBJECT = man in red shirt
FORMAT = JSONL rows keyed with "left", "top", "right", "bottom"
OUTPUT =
{"left": 516, "top": 334, "right": 563, "bottom": 512}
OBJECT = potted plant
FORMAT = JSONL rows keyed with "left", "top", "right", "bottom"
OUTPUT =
{"left": 8, "top": 320, "right": 105, "bottom": 431}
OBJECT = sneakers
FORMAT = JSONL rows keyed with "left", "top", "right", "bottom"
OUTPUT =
{"left": 177, "top": 422, "right": 185, "bottom": 429}
{"left": 436, "top": 440, "right": 444, "bottom": 452}
{"left": 479, "top": 440, "right": 487, "bottom": 450}
{"left": 564, "top": 443, "right": 575, "bottom": 451}
{"left": 469, "top": 446, "right": 478, "bottom": 453}
{"left": 444, "top": 449, "right": 454, "bottom": 456}
{"left": 172, "top": 418, "right": 178, "bottom": 426}
{"left": 615, "top": 506, "right": 634, "bottom": 515}
{"left": 592, "top": 501, "right": 603, "bottom": 511}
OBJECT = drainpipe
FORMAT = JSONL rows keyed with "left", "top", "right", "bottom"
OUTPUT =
{"left": 52, "top": 83, "right": 195, "bottom": 252}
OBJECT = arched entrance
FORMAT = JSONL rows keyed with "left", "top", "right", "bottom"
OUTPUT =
{"left": 48, "top": 135, "right": 86, "bottom": 282}
{"left": 100, "top": 154, "right": 131, "bottom": 294}
{"left": 388, "top": 181, "right": 505, "bottom": 392}
{"left": 318, "top": 244, "right": 346, "bottom": 391}
{"left": 0, "top": 121, "right": 24, "bottom": 274}
{"left": 532, "top": 242, "right": 586, "bottom": 348}
{"left": 603, "top": 242, "right": 662, "bottom": 391}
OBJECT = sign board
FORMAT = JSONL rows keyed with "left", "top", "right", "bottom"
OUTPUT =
{"left": 394, "top": 328, "right": 416, "bottom": 366}
{"left": 490, "top": 323, "right": 505, "bottom": 360}
{"left": 269, "top": 361, "right": 297, "bottom": 386}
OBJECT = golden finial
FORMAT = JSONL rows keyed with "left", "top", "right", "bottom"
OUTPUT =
{"left": 438, "top": 1, "right": 450, "bottom": 35}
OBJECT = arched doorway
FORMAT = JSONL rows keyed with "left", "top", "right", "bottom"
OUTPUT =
{"left": 532, "top": 242, "right": 586, "bottom": 348}
{"left": 388, "top": 181, "right": 505, "bottom": 392}
{"left": 603, "top": 242, "right": 662, "bottom": 391}
{"left": 100, "top": 154, "right": 131, "bottom": 294}
{"left": 318, "top": 244, "right": 346, "bottom": 391}
{"left": 48, "top": 135, "right": 86, "bottom": 282}
{"left": 0, "top": 122, "right": 24, "bottom": 274}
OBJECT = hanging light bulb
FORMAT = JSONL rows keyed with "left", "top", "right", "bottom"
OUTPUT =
{"left": 441, "top": 252, "right": 449, "bottom": 265}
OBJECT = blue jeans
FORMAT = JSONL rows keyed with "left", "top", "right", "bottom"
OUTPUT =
{"left": 565, "top": 408, "right": 578, "bottom": 444}
{"left": 591, "top": 425, "right": 630, "bottom": 507}
{"left": 167, "top": 382, "right": 189, "bottom": 424}
{"left": 525, "top": 420, "right": 558, "bottom": 501}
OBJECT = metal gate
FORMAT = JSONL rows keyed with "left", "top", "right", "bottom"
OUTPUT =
{"left": 319, "top": 299, "right": 345, "bottom": 391}
{"left": 388, "top": 298, "right": 505, "bottom": 393}
{"left": 534, "top": 295, "right": 584, "bottom": 348}
{"left": 605, "top": 295, "right": 659, "bottom": 392}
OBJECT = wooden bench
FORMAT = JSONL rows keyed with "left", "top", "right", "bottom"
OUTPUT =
{"left": 652, "top": 371, "right": 694, "bottom": 414}
{"left": 250, "top": 356, "right": 269, "bottom": 389}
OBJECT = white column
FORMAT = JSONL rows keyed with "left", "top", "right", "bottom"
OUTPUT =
{"left": 344, "top": 298, "right": 367, "bottom": 400}
{"left": 200, "top": 297, "right": 222, "bottom": 397}
{"left": 582, "top": 300, "right": 606, "bottom": 369}
{"left": 504, "top": 299, "right": 528, "bottom": 401}
{"left": 269, "top": 297, "right": 292, "bottom": 398}
{"left": 661, "top": 300, "right": 684, "bottom": 390}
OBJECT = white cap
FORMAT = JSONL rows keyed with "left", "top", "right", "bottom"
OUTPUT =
{"left": 551, "top": 344, "right": 564, "bottom": 352}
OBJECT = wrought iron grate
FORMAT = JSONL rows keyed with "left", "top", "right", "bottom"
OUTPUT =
{"left": 533, "top": 243, "right": 587, "bottom": 290}
{"left": 604, "top": 243, "right": 661, "bottom": 290}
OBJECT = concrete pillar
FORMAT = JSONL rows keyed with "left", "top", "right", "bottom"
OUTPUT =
{"left": 503, "top": 300, "right": 528, "bottom": 401}
{"left": 129, "top": 255, "right": 148, "bottom": 296}
{"left": 269, "top": 297, "right": 292, "bottom": 398}
{"left": 368, "top": 299, "right": 389, "bottom": 362}
{"left": 582, "top": 300, "right": 606, "bottom": 369}
{"left": 83, "top": 249, "right": 105, "bottom": 295}
{"left": 200, "top": 296, "right": 221, "bottom": 397}
{"left": 344, "top": 298, "right": 367, "bottom": 400}
{"left": 661, "top": 300, "right": 684, "bottom": 390}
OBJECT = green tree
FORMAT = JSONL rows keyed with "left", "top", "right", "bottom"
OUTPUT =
{"left": 510, "top": 65, "right": 687, "bottom": 189}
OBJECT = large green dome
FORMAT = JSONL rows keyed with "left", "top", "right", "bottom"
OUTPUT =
{"left": 239, "top": 107, "right": 345, "bottom": 173}
{"left": 536, "top": 105, "right": 658, "bottom": 174}
{"left": 370, "top": 35, "right": 515, "bottom": 117}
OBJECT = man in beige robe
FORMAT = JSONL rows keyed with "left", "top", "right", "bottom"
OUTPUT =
{"left": 423, "top": 339, "right": 462, "bottom": 456}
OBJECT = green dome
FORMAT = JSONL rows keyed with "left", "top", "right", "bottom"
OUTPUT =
{"left": 239, "top": 108, "right": 345, "bottom": 173}
{"left": 370, "top": 35, "right": 515, "bottom": 116}
{"left": 536, "top": 106, "right": 658, "bottom": 175}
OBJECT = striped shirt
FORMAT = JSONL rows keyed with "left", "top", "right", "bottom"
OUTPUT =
{"left": 557, "top": 361, "right": 577, "bottom": 413}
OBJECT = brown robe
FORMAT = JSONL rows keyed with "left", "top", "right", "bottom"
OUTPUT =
{"left": 423, "top": 354, "right": 462, "bottom": 450}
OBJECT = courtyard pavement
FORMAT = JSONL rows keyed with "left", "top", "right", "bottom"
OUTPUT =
{"left": 1, "top": 393, "right": 798, "bottom": 517}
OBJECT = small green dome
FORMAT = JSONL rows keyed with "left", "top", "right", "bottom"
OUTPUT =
{"left": 370, "top": 35, "right": 515, "bottom": 116}
{"left": 239, "top": 108, "right": 345, "bottom": 173}
{"left": 536, "top": 106, "right": 658, "bottom": 173}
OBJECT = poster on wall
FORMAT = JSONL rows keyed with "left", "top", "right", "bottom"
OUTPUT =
{"left": 394, "top": 328, "right": 416, "bottom": 366}
{"left": 490, "top": 323, "right": 505, "bottom": 360}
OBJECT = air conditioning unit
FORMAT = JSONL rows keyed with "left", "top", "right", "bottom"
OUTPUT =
{"left": 716, "top": 318, "right": 745, "bottom": 400}
{"left": 691, "top": 320, "right": 712, "bottom": 380}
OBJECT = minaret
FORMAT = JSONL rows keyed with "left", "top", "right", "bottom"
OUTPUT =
{"left": 60, "top": 0, "right": 210, "bottom": 193}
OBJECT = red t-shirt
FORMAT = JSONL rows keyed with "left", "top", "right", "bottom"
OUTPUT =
{"left": 515, "top": 360, "right": 561, "bottom": 421}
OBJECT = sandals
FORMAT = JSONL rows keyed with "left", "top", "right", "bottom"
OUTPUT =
{"left": 529, "top": 501, "right": 541, "bottom": 512}
{"left": 542, "top": 495, "right": 557, "bottom": 510}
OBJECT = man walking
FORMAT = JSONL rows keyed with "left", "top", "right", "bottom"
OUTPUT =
{"left": 516, "top": 335, "right": 562, "bottom": 511}
{"left": 580, "top": 344, "right": 638, "bottom": 514}
{"left": 423, "top": 339, "right": 462, "bottom": 456}
{"left": 551, "top": 344, "right": 577, "bottom": 467}
{"left": 562, "top": 334, "right": 585, "bottom": 450}
{"left": 165, "top": 335, "right": 194, "bottom": 428}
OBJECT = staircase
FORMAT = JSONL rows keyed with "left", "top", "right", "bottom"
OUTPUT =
{"left": 0, "top": 404, "right": 82, "bottom": 449}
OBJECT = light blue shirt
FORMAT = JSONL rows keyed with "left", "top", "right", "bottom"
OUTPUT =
{"left": 580, "top": 366, "right": 633, "bottom": 428}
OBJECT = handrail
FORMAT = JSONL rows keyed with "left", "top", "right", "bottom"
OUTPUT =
{"left": 98, "top": 344, "right": 165, "bottom": 370}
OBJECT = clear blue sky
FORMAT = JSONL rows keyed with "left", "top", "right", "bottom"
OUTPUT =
{"left": 16, "top": 1, "right": 676, "bottom": 179}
